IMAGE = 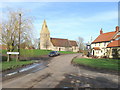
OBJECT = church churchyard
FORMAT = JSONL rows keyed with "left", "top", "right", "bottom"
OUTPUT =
{"left": 40, "top": 20, "right": 79, "bottom": 52}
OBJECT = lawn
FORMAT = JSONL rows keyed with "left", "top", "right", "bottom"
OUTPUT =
{"left": 59, "top": 51, "right": 76, "bottom": 54}
{"left": 1, "top": 49, "right": 77, "bottom": 57}
{"left": 1, "top": 57, "right": 35, "bottom": 71}
{"left": 73, "top": 58, "right": 119, "bottom": 71}
{"left": 1, "top": 49, "right": 52, "bottom": 57}
{"left": 1, "top": 49, "right": 77, "bottom": 71}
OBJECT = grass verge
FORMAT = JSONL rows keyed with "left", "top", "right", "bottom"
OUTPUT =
{"left": 1, "top": 49, "right": 52, "bottom": 57}
{"left": 1, "top": 49, "right": 77, "bottom": 57}
{"left": 1, "top": 49, "right": 77, "bottom": 71}
{"left": 73, "top": 58, "right": 119, "bottom": 71}
{"left": 1, "top": 57, "right": 35, "bottom": 71}
{"left": 59, "top": 51, "right": 76, "bottom": 54}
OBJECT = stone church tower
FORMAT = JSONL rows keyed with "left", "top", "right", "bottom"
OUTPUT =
{"left": 40, "top": 20, "right": 52, "bottom": 50}
{"left": 40, "top": 20, "right": 79, "bottom": 52}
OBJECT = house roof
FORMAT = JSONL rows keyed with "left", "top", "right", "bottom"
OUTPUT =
{"left": 50, "top": 38, "right": 77, "bottom": 47}
{"left": 107, "top": 40, "right": 120, "bottom": 48}
{"left": 0, "top": 45, "right": 7, "bottom": 50}
{"left": 93, "top": 47, "right": 101, "bottom": 50}
{"left": 92, "top": 31, "right": 117, "bottom": 43}
{"left": 51, "top": 38, "right": 71, "bottom": 47}
{"left": 69, "top": 40, "right": 78, "bottom": 46}
{"left": 113, "top": 35, "right": 120, "bottom": 40}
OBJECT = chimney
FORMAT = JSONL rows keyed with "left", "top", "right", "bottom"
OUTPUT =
{"left": 100, "top": 28, "right": 103, "bottom": 34}
{"left": 115, "top": 26, "right": 119, "bottom": 32}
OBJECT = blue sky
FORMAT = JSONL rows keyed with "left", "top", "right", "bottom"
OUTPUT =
{"left": 1, "top": 2, "right": 118, "bottom": 43}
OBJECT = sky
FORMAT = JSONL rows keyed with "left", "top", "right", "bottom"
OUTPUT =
{"left": 0, "top": 2, "right": 118, "bottom": 43}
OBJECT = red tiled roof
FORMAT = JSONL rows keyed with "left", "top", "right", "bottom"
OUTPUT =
{"left": 0, "top": 45, "right": 7, "bottom": 50}
{"left": 50, "top": 38, "right": 72, "bottom": 47}
{"left": 92, "top": 31, "right": 117, "bottom": 43}
{"left": 93, "top": 47, "right": 101, "bottom": 50}
{"left": 69, "top": 40, "right": 78, "bottom": 46}
{"left": 113, "top": 35, "right": 120, "bottom": 39}
{"left": 50, "top": 38, "right": 77, "bottom": 47}
{"left": 107, "top": 40, "right": 120, "bottom": 47}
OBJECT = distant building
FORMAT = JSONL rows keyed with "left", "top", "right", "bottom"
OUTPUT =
{"left": 20, "top": 42, "right": 35, "bottom": 49}
{"left": 0, "top": 45, "right": 7, "bottom": 50}
{"left": 40, "top": 20, "right": 79, "bottom": 52}
{"left": 91, "top": 26, "right": 120, "bottom": 58}
{"left": 86, "top": 42, "right": 91, "bottom": 57}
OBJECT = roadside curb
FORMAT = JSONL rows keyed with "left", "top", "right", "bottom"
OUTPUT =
{"left": 71, "top": 54, "right": 80, "bottom": 64}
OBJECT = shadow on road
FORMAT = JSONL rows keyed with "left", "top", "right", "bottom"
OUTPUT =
{"left": 55, "top": 74, "right": 119, "bottom": 88}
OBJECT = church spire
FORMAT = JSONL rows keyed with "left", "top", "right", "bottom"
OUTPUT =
{"left": 40, "top": 19, "right": 50, "bottom": 34}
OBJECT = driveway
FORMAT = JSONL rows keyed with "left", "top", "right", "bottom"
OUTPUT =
{"left": 2, "top": 54, "right": 119, "bottom": 88}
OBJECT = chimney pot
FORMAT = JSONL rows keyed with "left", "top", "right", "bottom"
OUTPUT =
{"left": 115, "top": 26, "right": 119, "bottom": 32}
{"left": 100, "top": 28, "right": 103, "bottom": 34}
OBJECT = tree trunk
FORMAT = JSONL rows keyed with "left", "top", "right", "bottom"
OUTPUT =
{"left": 16, "top": 55, "right": 18, "bottom": 62}
{"left": 7, "top": 54, "right": 11, "bottom": 62}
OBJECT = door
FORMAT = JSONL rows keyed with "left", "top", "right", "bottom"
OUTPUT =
{"left": 59, "top": 48, "right": 61, "bottom": 51}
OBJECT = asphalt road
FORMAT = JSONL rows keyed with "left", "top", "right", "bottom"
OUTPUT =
{"left": 2, "top": 54, "right": 119, "bottom": 88}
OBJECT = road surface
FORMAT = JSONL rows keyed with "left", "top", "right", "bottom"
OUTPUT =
{"left": 2, "top": 54, "right": 119, "bottom": 88}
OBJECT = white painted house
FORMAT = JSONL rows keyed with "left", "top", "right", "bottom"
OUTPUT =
{"left": 91, "top": 26, "right": 120, "bottom": 58}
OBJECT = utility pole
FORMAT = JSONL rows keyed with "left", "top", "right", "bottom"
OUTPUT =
{"left": 90, "top": 36, "right": 92, "bottom": 43}
{"left": 18, "top": 13, "right": 21, "bottom": 60}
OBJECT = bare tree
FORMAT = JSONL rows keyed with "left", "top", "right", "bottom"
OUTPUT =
{"left": 33, "top": 38, "right": 40, "bottom": 49}
{"left": 1, "top": 9, "right": 34, "bottom": 61}
{"left": 77, "top": 36, "right": 84, "bottom": 51}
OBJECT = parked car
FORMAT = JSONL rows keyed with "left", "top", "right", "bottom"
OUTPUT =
{"left": 48, "top": 51, "right": 60, "bottom": 57}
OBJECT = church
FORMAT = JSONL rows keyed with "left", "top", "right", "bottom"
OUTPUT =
{"left": 40, "top": 20, "right": 79, "bottom": 52}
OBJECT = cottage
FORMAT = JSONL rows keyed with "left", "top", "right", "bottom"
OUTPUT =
{"left": 91, "top": 26, "right": 120, "bottom": 58}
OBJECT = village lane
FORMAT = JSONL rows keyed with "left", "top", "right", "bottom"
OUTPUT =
{"left": 2, "top": 53, "right": 119, "bottom": 88}
{"left": 2, "top": 53, "right": 79, "bottom": 88}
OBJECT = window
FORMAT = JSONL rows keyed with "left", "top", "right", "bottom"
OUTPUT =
{"left": 104, "top": 42, "right": 106, "bottom": 46}
{"left": 104, "top": 53, "right": 105, "bottom": 55}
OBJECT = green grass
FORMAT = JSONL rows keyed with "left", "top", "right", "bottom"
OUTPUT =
{"left": 1, "top": 57, "right": 35, "bottom": 71}
{"left": 20, "top": 49, "right": 52, "bottom": 57}
{"left": 1, "top": 49, "right": 52, "bottom": 57}
{"left": 1, "top": 49, "right": 77, "bottom": 71}
{"left": 1, "top": 49, "right": 77, "bottom": 57}
{"left": 59, "top": 51, "right": 76, "bottom": 54}
{"left": 73, "top": 58, "right": 119, "bottom": 71}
